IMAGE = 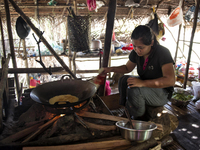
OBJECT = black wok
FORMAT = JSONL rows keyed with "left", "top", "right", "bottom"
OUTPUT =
{"left": 30, "top": 76, "right": 97, "bottom": 108}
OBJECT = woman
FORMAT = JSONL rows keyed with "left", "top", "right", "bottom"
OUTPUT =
{"left": 101, "top": 25, "right": 175, "bottom": 119}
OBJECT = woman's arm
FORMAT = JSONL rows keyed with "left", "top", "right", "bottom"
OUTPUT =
{"left": 101, "top": 60, "right": 137, "bottom": 75}
{"left": 127, "top": 63, "right": 175, "bottom": 88}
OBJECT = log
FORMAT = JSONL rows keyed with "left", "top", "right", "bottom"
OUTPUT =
{"left": 8, "top": 0, "right": 76, "bottom": 79}
{"left": 0, "top": 122, "right": 44, "bottom": 144}
{"left": 77, "top": 111, "right": 163, "bottom": 131}
{"left": 22, "top": 115, "right": 62, "bottom": 143}
{"left": 46, "top": 120, "right": 58, "bottom": 138}
{"left": 23, "top": 136, "right": 131, "bottom": 150}
{"left": 25, "top": 118, "right": 49, "bottom": 127}
{"left": 75, "top": 118, "right": 116, "bottom": 131}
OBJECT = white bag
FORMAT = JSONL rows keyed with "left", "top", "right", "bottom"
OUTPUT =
{"left": 192, "top": 81, "right": 200, "bottom": 99}
{"left": 167, "top": 6, "right": 183, "bottom": 27}
{"left": 195, "top": 100, "right": 200, "bottom": 109}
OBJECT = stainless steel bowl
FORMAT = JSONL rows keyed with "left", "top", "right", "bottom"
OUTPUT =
{"left": 116, "top": 120, "right": 157, "bottom": 142}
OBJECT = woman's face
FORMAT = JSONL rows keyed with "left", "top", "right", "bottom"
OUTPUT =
{"left": 131, "top": 39, "right": 153, "bottom": 57}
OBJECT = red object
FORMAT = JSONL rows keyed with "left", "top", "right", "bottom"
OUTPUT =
{"left": 105, "top": 80, "right": 111, "bottom": 96}
{"left": 122, "top": 43, "right": 133, "bottom": 50}
{"left": 93, "top": 75, "right": 105, "bottom": 85}
{"left": 30, "top": 78, "right": 40, "bottom": 88}
{"left": 87, "top": 0, "right": 96, "bottom": 11}
{"left": 30, "top": 78, "right": 37, "bottom": 88}
{"left": 112, "top": 31, "right": 116, "bottom": 41}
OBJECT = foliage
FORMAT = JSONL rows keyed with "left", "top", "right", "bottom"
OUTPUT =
{"left": 172, "top": 92, "right": 193, "bottom": 101}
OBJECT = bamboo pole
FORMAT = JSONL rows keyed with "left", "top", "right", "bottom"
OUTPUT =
{"left": 173, "top": 0, "right": 184, "bottom": 66}
{"left": 174, "top": 24, "right": 182, "bottom": 66}
{"left": 183, "top": 25, "right": 186, "bottom": 53}
{"left": 0, "top": 54, "right": 11, "bottom": 131}
{"left": 183, "top": 0, "right": 200, "bottom": 89}
{"left": 72, "top": 0, "right": 77, "bottom": 76}
{"left": 22, "top": 39, "right": 29, "bottom": 87}
{"left": 8, "top": 0, "right": 77, "bottom": 79}
{"left": 0, "top": 12, "right": 6, "bottom": 59}
{"left": 98, "top": 0, "right": 117, "bottom": 96}
{"left": 0, "top": 67, "right": 100, "bottom": 74}
{"left": 4, "top": 0, "right": 20, "bottom": 102}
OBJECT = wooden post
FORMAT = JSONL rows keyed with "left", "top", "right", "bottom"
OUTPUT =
{"left": 184, "top": 0, "right": 200, "bottom": 89}
{"left": 8, "top": 0, "right": 77, "bottom": 79}
{"left": 0, "top": 54, "right": 10, "bottom": 131}
{"left": 98, "top": 0, "right": 116, "bottom": 96}
{"left": 4, "top": 0, "right": 20, "bottom": 102}
{"left": 0, "top": 12, "right": 6, "bottom": 59}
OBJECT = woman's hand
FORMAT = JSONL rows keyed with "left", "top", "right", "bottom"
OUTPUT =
{"left": 99, "top": 67, "right": 113, "bottom": 76}
{"left": 127, "top": 77, "right": 144, "bottom": 87}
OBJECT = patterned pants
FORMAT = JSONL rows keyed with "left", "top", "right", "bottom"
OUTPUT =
{"left": 118, "top": 75, "right": 169, "bottom": 118}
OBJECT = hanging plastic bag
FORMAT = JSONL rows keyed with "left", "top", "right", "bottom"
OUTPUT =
{"left": 191, "top": 81, "right": 200, "bottom": 100}
{"left": 167, "top": 6, "right": 183, "bottom": 27}
{"left": 87, "top": 0, "right": 96, "bottom": 11}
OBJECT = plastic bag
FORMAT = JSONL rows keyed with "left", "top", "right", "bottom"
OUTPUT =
{"left": 125, "top": 0, "right": 140, "bottom": 7}
{"left": 87, "top": 0, "right": 96, "bottom": 11}
{"left": 195, "top": 100, "right": 200, "bottom": 109}
{"left": 191, "top": 81, "right": 200, "bottom": 99}
{"left": 167, "top": 6, "right": 183, "bottom": 27}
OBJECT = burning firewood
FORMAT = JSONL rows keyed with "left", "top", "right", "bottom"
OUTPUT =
{"left": 77, "top": 111, "right": 163, "bottom": 131}
{"left": 22, "top": 115, "right": 64, "bottom": 143}
{"left": 0, "top": 122, "right": 44, "bottom": 144}
{"left": 75, "top": 117, "right": 116, "bottom": 131}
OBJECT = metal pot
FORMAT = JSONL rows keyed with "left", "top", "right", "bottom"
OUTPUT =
{"left": 90, "top": 40, "right": 102, "bottom": 50}
{"left": 116, "top": 120, "right": 157, "bottom": 142}
{"left": 30, "top": 75, "right": 97, "bottom": 108}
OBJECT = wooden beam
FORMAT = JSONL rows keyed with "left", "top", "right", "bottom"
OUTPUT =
{"left": 8, "top": 0, "right": 77, "bottom": 79}
{"left": 4, "top": 0, "right": 20, "bottom": 101}
{"left": 0, "top": 67, "right": 99, "bottom": 74}
{"left": 0, "top": 11, "right": 6, "bottom": 59}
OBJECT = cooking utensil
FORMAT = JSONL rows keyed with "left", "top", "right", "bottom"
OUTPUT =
{"left": 116, "top": 120, "right": 157, "bottom": 142}
{"left": 30, "top": 75, "right": 97, "bottom": 108}
{"left": 16, "top": 16, "right": 31, "bottom": 39}
{"left": 124, "top": 107, "right": 134, "bottom": 129}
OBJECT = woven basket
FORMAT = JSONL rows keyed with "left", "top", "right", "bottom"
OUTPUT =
{"left": 67, "top": 15, "right": 91, "bottom": 52}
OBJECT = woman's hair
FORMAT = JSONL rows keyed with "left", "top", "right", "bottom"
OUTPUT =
{"left": 131, "top": 25, "right": 159, "bottom": 48}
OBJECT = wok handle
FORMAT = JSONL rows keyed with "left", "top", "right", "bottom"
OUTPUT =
{"left": 61, "top": 75, "right": 72, "bottom": 81}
